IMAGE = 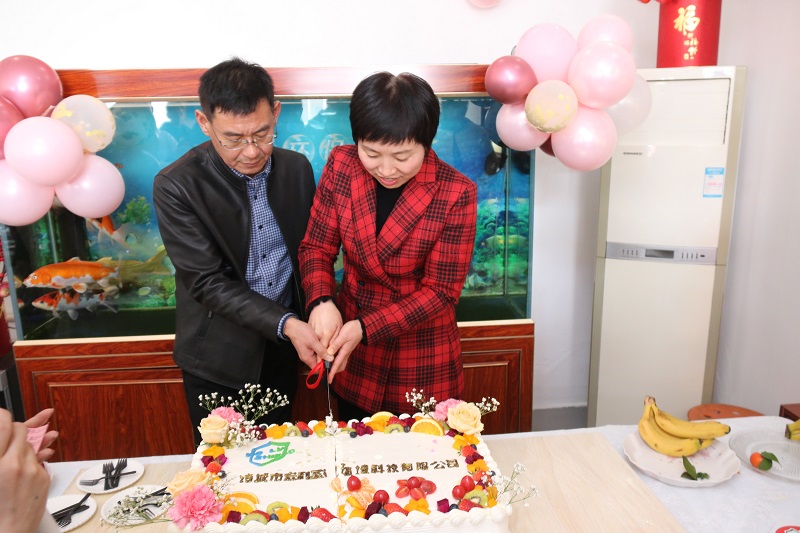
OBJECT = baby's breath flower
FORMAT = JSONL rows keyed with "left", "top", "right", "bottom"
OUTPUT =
{"left": 199, "top": 384, "right": 288, "bottom": 448}
{"left": 493, "top": 462, "right": 537, "bottom": 505}
{"left": 102, "top": 486, "right": 172, "bottom": 527}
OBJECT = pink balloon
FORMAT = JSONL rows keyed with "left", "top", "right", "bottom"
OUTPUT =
{"left": 0, "top": 95, "right": 24, "bottom": 159}
{"left": 4, "top": 116, "right": 84, "bottom": 186}
{"left": 496, "top": 102, "right": 550, "bottom": 151}
{"left": 484, "top": 56, "right": 537, "bottom": 104}
{"left": 515, "top": 23, "right": 579, "bottom": 82}
{"left": 551, "top": 105, "right": 617, "bottom": 171}
{"left": 567, "top": 42, "right": 636, "bottom": 109}
{"left": 468, "top": 0, "right": 501, "bottom": 7}
{"left": 0, "top": 160, "right": 54, "bottom": 226}
{"left": 0, "top": 55, "right": 63, "bottom": 118}
{"left": 577, "top": 14, "right": 634, "bottom": 50}
{"left": 606, "top": 74, "right": 652, "bottom": 134}
{"left": 55, "top": 154, "right": 125, "bottom": 218}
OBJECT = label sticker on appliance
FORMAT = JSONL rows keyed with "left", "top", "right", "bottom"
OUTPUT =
{"left": 703, "top": 167, "right": 724, "bottom": 198}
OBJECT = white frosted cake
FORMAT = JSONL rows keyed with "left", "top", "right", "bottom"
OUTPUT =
{"left": 165, "top": 389, "right": 525, "bottom": 533}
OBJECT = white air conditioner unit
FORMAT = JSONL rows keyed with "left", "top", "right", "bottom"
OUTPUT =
{"left": 588, "top": 66, "right": 747, "bottom": 426}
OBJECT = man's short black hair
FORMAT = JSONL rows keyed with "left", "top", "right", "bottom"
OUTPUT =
{"left": 198, "top": 57, "right": 276, "bottom": 118}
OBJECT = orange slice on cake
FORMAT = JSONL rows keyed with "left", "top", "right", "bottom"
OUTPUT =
{"left": 367, "top": 411, "right": 395, "bottom": 432}
{"left": 370, "top": 411, "right": 394, "bottom": 424}
{"left": 410, "top": 418, "right": 445, "bottom": 436}
{"left": 229, "top": 491, "right": 259, "bottom": 506}
{"left": 221, "top": 491, "right": 259, "bottom": 517}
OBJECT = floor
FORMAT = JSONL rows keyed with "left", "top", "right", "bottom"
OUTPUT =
{"left": 531, "top": 406, "right": 588, "bottom": 432}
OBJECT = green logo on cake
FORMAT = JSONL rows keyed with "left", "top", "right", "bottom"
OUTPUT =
{"left": 246, "top": 441, "right": 295, "bottom": 466}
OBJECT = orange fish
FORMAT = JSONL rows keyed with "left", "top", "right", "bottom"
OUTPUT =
{"left": 23, "top": 258, "right": 120, "bottom": 293}
{"left": 86, "top": 216, "right": 131, "bottom": 249}
{"left": 32, "top": 289, "right": 118, "bottom": 320}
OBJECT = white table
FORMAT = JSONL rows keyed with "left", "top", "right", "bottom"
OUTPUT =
{"left": 47, "top": 415, "right": 800, "bottom": 532}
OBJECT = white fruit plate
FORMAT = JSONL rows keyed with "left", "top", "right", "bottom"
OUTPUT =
{"left": 729, "top": 429, "right": 800, "bottom": 481}
{"left": 623, "top": 432, "right": 740, "bottom": 487}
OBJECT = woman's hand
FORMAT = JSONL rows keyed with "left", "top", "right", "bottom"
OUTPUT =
{"left": 23, "top": 408, "right": 58, "bottom": 463}
{"left": 325, "top": 320, "right": 363, "bottom": 380}
{"left": 308, "top": 300, "right": 343, "bottom": 351}
{"left": 0, "top": 409, "right": 51, "bottom": 532}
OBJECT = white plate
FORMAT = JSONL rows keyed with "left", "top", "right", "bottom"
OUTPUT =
{"left": 623, "top": 431, "right": 740, "bottom": 487}
{"left": 101, "top": 484, "right": 170, "bottom": 526}
{"left": 46, "top": 494, "right": 97, "bottom": 532}
{"left": 77, "top": 459, "right": 144, "bottom": 494}
{"left": 729, "top": 429, "right": 800, "bottom": 481}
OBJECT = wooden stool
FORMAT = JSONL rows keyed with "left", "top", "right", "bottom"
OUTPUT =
{"left": 687, "top": 403, "right": 763, "bottom": 420}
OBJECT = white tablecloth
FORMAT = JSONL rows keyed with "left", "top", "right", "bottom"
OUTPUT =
{"left": 47, "top": 415, "right": 800, "bottom": 532}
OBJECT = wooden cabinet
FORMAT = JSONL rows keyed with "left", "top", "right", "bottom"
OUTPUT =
{"left": 460, "top": 320, "right": 534, "bottom": 435}
{"left": 14, "top": 320, "right": 533, "bottom": 462}
{"left": 14, "top": 335, "right": 193, "bottom": 462}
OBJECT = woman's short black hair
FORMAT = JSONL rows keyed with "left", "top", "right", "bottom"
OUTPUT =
{"left": 198, "top": 57, "right": 276, "bottom": 118}
{"left": 349, "top": 72, "right": 440, "bottom": 151}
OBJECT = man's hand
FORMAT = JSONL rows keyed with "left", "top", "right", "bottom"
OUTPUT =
{"left": 283, "top": 316, "right": 331, "bottom": 369}
{"left": 308, "top": 300, "right": 343, "bottom": 350}
{"left": 325, "top": 319, "right": 363, "bottom": 381}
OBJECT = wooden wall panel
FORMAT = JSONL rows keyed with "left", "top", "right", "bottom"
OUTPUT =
{"left": 56, "top": 65, "right": 489, "bottom": 99}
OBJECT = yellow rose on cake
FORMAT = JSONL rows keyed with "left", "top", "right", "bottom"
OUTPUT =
{"left": 447, "top": 402, "right": 485, "bottom": 435}
{"left": 167, "top": 468, "right": 210, "bottom": 497}
{"left": 198, "top": 414, "right": 229, "bottom": 444}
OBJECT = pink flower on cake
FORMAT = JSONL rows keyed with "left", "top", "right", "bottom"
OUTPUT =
{"left": 446, "top": 402, "right": 485, "bottom": 435}
{"left": 210, "top": 406, "right": 245, "bottom": 425}
{"left": 432, "top": 398, "right": 464, "bottom": 421}
{"left": 167, "top": 484, "right": 224, "bottom": 531}
{"left": 198, "top": 414, "right": 229, "bottom": 444}
{"left": 167, "top": 468, "right": 210, "bottom": 497}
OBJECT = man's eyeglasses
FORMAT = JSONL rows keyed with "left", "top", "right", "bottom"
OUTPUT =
{"left": 208, "top": 122, "right": 277, "bottom": 151}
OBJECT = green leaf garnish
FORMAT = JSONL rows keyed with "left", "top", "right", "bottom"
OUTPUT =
{"left": 681, "top": 456, "right": 710, "bottom": 480}
{"left": 761, "top": 451, "right": 780, "bottom": 464}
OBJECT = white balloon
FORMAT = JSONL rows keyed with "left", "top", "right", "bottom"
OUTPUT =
{"left": 606, "top": 74, "right": 653, "bottom": 135}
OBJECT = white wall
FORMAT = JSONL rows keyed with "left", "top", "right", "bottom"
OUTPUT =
{"left": 3, "top": 0, "right": 797, "bottom": 418}
{"left": 714, "top": 0, "right": 800, "bottom": 415}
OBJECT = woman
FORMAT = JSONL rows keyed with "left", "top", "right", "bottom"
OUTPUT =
{"left": 298, "top": 72, "right": 477, "bottom": 420}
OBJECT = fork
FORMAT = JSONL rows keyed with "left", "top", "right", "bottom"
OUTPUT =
{"left": 79, "top": 470, "right": 136, "bottom": 486}
{"left": 56, "top": 493, "right": 91, "bottom": 528}
{"left": 109, "top": 458, "right": 128, "bottom": 489}
{"left": 101, "top": 461, "right": 113, "bottom": 491}
{"left": 138, "top": 488, "right": 168, "bottom": 520}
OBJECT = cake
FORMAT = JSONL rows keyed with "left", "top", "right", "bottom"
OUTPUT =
{"left": 163, "top": 386, "right": 530, "bottom": 533}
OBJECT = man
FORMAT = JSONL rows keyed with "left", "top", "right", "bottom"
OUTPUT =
{"left": 153, "top": 58, "right": 326, "bottom": 443}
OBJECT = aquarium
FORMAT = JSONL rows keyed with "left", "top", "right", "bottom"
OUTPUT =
{"left": 1, "top": 95, "right": 533, "bottom": 340}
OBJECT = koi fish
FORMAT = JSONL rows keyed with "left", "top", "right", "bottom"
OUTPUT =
{"left": 96, "top": 245, "right": 172, "bottom": 285}
{"left": 481, "top": 235, "right": 528, "bottom": 251}
{"left": 23, "top": 258, "right": 120, "bottom": 293}
{"left": 32, "top": 289, "right": 118, "bottom": 320}
{"left": 85, "top": 216, "right": 132, "bottom": 250}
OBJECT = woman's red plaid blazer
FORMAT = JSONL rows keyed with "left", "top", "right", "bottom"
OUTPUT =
{"left": 299, "top": 144, "right": 478, "bottom": 413}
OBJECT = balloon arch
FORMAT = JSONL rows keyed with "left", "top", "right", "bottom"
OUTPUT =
{"left": 483, "top": 14, "right": 653, "bottom": 172}
{"left": 0, "top": 55, "right": 123, "bottom": 227}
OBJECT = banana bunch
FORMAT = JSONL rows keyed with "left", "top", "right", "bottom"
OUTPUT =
{"left": 637, "top": 396, "right": 730, "bottom": 457}
{"left": 786, "top": 419, "right": 800, "bottom": 441}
